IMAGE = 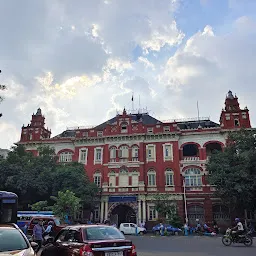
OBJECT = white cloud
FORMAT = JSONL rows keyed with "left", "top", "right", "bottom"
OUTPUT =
{"left": 0, "top": 0, "right": 256, "bottom": 149}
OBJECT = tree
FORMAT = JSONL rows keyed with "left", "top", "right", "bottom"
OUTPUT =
{"left": 30, "top": 201, "right": 52, "bottom": 211}
{"left": 154, "top": 194, "right": 182, "bottom": 227}
{"left": 207, "top": 129, "right": 256, "bottom": 214}
{"left": 0, "top": 69, "right": 6, "bottom": 118}
{"left": 51, "top": 190, "right": 81, "bottom": 222}
{"left": 0, "top": 145, "right": 98, "bottom": 210}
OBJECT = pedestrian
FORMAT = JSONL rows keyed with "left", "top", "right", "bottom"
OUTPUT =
{"left": 160, "top": 222, "right": 164, "bottom": 236}
{"left": 33, "top": 220, "right": 45, "bottom": 253}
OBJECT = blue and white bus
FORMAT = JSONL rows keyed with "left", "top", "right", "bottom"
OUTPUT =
{"left": 0, "top": 191, "right": 18, "bottom": 223}
{"left": 17, "top": 211, "right": 54, "bottom": 228}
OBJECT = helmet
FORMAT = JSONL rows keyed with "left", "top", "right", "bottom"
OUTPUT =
{"left": 235, "top": 218, "right": 240, "bottom": 222}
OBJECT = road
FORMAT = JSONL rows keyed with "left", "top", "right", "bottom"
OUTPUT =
{"left": 127, "top": 235, "right": 255, "bottom": 256}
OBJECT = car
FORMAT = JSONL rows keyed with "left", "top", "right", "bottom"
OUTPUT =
{"left": 27, "top": 216, "right": 65, "bottom": 237}
{"left": 152, "top": 224, "right": 182, "bottom": 235}
{"left": 41, "top": 224, "right": 137, "bottom": 256}
{"left": 0, "top": 223, "right": 38, "bottom": 255}
{"left": 119, "top": 223, "right": 146, "bottom": 235}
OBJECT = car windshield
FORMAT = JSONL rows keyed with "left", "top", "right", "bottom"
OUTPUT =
{"left": 84, "top": 226, "right": 125, "bottom": 241}
{"left": 0, "top": 228, "right": 28, "bottom": 252}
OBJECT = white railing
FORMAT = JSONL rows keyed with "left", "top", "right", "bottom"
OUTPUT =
{"left": 161, "top": 117, "right": 210, "bottom": 123}
{"left": 183, "top": 156, "right": 200, "bottom": 161}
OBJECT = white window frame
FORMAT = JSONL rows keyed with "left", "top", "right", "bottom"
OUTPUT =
{"left": 132, "top": 146, "right": 139, "bottom": 161}
{"left": 148, "top": 204, "right": 158, "bottom": 221}
{"left": 225, "top": 114, "right": 230, "bottom": 120}
{"left": 147, "top": 170, "right": 156, "bottom": 187}
{"left": 109, "top": 147, "right": 117, "bottom": 162}
{"left": 78, "top": 148, "right": 88, "bottom": 164}
{"left": 108, "top": 171, "right": 116, "bottom": 187}
{"left": 118, "top": 145, "right": 129, "bottom": 160}
{"left": 165, "top": 169, "right": 174, "bottom": 186}
{"left": 97, "top": 131, "right": 103, "bottom": 137}
{"left": 59, "top": 151, "right": 73, "bottom": 162}
{"left": 131, "top": 171, "right": 139, "bottom": 187}
{"left": 121, "top": 123, "right": 128, "bottom": 133}
{"left": 147, "top": 127, "right": 153, "bottom": 134}
{"left": 119, "top": 169, "right": 129, "bottom": 187}
{"left": 163, "top": 126, "right": 170, "bottom": 132}
{"left": 94, "top": 147, "right": 103, "bottom": 164}
{"left": 163, "top": 143, "right": 173, "bottom": 161}
{"left": 146, "top": 144, "right": 156, "bottom": 162}
{"left": 82, "top": 132, "right": 88, "bottom": 137}
{"left": 184, "top": 168, "right": 202, "bottom": 187}
{"left": 93, "top": 172, "right": 101, "bottom": 187}
{"left": 242, "top": 112, "right": 247, "bottom": 119}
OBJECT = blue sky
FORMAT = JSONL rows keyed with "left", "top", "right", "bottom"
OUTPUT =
{"left": 0, "top": 0, "right": 256, "bottom": 148}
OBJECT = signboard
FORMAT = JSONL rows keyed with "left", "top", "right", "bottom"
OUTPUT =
{"left": 108, "top": 196, "right": 137, "bottom": 203}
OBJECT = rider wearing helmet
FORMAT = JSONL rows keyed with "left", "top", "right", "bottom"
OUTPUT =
{"left": 232, "top": 218, "right": 244, "bottom": 239}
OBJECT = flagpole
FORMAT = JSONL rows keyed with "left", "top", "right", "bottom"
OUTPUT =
{"left": 183, "top": 179, "right": 188, "bottom": 223}
{"left": 132, "top": 92, "right": 134, "bottom": 112}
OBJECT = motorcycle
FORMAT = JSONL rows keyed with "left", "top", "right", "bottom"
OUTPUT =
{"left": 222, "top": 228, "right": 253, "bottom": 247}
{"left": 42, "top": 234, "right": 54, "bottom": 246}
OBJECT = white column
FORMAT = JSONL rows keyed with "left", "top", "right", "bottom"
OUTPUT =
{"left": 100, "top": 201, "right": 104, "bottom": 223}
{"left": 142, "top": 200, "right": 146, "bottom": 222}
{"left": 138, "top": 200, "right": 142, "bottom": 224}
{"left": 104, "top": 200, "right": 109, "bottom": 220}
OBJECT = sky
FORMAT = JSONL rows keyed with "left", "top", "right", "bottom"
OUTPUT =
{"left": 0, "top": 0, "right": 256, "bottom": 149}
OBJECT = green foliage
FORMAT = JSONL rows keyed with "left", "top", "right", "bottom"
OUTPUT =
{"left": 52, "top": 190, "right": 81, "bottom": 222}
{"left": 207, "top": 129, "right": 256, "bottom": 212}
{"left": 0, "top": 145, "right": 98, "bottom": 210}
{"left": 154, "top": 194, "right": 182, "bottom": 227}
{"left": 30, "top": 201, "right": 52, "bottom": 211}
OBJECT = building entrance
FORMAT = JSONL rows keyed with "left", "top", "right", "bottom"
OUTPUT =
{"left": 110, "top": 204, "right": 136, "bottom": 227}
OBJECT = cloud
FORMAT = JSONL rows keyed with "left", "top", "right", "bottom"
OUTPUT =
{"left": 1, "top": 0, "right": 256, "bottom": 149}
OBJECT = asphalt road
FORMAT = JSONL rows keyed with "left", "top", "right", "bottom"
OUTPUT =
{"left": 126, "top": 235, "right": 255, "bottom": 256}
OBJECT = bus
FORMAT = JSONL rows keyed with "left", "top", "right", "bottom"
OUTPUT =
{"left": 17, "top": 211, "right": 54, "bottom": 228}
{"left": 0, "top": 191, "right": 18, "bottom": 223}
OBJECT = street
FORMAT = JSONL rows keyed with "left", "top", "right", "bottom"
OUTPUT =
{"left": 127, "top": 235, "right": 255, "bottom": 256}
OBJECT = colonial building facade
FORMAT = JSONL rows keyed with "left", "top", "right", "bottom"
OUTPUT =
{"left": 18, "top": 91, "right": 251, "bottom": 228}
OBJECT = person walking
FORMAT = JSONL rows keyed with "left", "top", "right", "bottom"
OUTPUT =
{"left": 33, "top": 220, "right": 45, "bottom": 253}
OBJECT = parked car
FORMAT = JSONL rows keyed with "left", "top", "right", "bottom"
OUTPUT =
{"left": 27, "top": 216, "right": 65, "bottom": 237}
{"left": 152, "top": 224, "right": 182, "bottom": 235}
{"left": 0, "top": 223, "right": 38, "bottom": 255}
{"left": 120, "top": 223, "right": 146, "bottom": 235}
{"left": 41, "top": 224, "right": 137, "bottom": 256}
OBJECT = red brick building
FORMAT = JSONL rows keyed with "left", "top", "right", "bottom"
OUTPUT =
{"left": 18, "top": 91, "right": 251, "bottom": 228}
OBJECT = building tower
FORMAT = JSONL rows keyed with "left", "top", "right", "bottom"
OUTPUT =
{"left": 20, "top": 108, "right": 51, "bottom": 142}
{"left": 219, "top": 91, "right": 251, "bottom": 129}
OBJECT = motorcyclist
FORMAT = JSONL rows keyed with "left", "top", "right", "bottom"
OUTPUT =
{"left": 231, "top": 218, "right": 244, "bottom": 239}
{"left": 44, "top": 221, "right": 54, "bottom": 237}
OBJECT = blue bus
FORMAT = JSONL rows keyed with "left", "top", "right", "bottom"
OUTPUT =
{"left": 17, "top": 211, "right": 54, "bottom": 228}
{"left": 0, "top": 191, "right": 18, "bottom": 223}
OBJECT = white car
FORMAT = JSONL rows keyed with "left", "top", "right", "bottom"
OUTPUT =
{"left": 119, "top": 223, "right": 146, "bottom": 235}
{"left": 0, "top": 223, "right": 38, "bottom": 255}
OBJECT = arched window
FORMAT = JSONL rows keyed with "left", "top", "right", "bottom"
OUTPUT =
{"left": 109, "top": 171, "right": 116, "bottom": 187}
{"left": 59, "top": 151, "right": 73, "bottom": 162}
{"left": 165, "top": 169, "right": 174, "bottom": 186}
{"left": 184, "top": 168, "right": 202, "bottom": 187}
{"left": 109, "top": 147, "right": 116, "bottom": 162}
{"left": 147, "top": 169, "right": 156, "bottom": 186}
{"left": 118, "top": 145, "right": 129, "bottom": 162}
{"left": 119, "top": 168, "right": 129, "bottom": 187}
{"left": 93, "top": 171, "right": 101, "bottom": 187}
{"left": 188, "top": 205, "right": 204, "bottom": 224}
{"left": 213, "top": 205, "right": 230, "bottom": 222}
{"left": 132, "top": 146, "right": 139, "bottom": 161}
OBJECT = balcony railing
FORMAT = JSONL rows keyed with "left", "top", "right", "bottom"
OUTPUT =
{"left": 183, "top": 156, "right": 200, "bottom": 161}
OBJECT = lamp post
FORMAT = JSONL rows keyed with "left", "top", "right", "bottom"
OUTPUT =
{"left": 183, "top": 178, "right": 188, "bottom": 224}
